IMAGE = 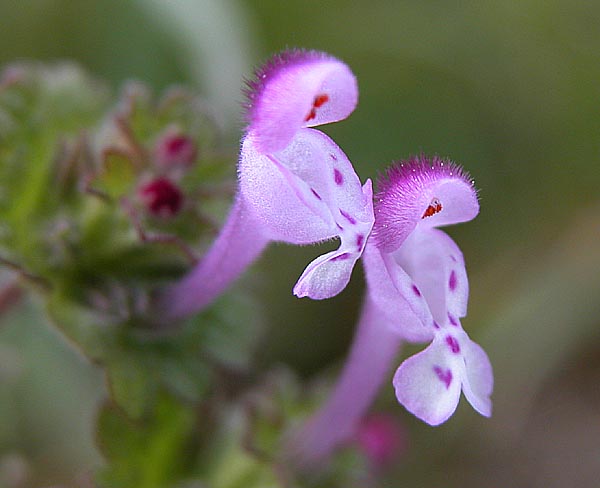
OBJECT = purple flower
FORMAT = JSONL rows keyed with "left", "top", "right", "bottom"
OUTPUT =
{"left": 290, "top": 156, "right": 492, "bottom": 466}
{"left": 370, "top": 156, "right": 492, "bottom": 425}
{"left": 160, "top": 50, "right": 373, "bottom": 319}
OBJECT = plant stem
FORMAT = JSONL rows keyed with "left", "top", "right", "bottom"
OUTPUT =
{"left": 287, "top": 295, "right": 402, "bottom": 468}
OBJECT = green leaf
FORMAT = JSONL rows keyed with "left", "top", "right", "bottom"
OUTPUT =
{"left": 97, "top": 393, "right": 196, "bottom": 488}
{"left": 106, "top": 354, "right": 157, "bottom": 420}
{"left": 45, "top": 283, "right": 116, "bottom": 361}
{"left": 196, "top": 288, "right": 264, "bottom": 370}
{"left": 200, "top": 407, "right": 280, "bottom": 488}
{"left": 92, "top": 149, "right": 137, "bottom": 199}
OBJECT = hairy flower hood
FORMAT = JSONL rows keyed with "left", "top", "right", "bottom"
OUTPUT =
{"left": 244, "top": 49, "right": 358, "bottom": 153}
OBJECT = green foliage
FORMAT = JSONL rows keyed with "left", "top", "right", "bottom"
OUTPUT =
{"left": 96, "top": 393, "right": 196, "bottom": 488}
{"left": 0, "top": 63, "right": 109, "bottom": 271}
{"left": 0, "top": 62, "right": 271, "bottom": 486}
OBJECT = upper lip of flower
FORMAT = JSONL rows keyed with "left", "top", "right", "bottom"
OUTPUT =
{"left": 372, "top": 155, "right": 479, "bottom": 253}
{"left": 242, "top": 48, "right": 359, "bottom": 154}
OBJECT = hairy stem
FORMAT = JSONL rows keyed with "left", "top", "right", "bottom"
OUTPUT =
{"left": 157, "top": 196, "right": 269, "bottom": 321}
{"left": 287, "top": 295, "right": 401, "bottom": 468}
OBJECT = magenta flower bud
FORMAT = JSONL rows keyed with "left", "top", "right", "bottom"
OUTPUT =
{"left": 139, "top": 177, "right": 183, "bottom": 217}
{"left": 356, "top": 414, "right": 407, "bottom": 468}
{"left": 154, "top": 131, "right": 198, "bottom": 168}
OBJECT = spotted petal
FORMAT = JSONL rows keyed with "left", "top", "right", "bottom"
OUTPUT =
{"left": 393, "top": 337, "right": 462, "bottom": 426}
{"left": 362, "top": 241, "right": 433, "bottom": 342}
{"left": 393, "top": 227, "right": 469, "bottom": 324}
{"left": 240, "top": 128, "right": 371, "bottom": 244}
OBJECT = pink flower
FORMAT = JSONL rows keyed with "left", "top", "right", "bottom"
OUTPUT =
{"left": 291, "top": 156, "right": 492, "bottom": 466}
{"left": 370, "top": 156, "right": 492, "bottom": 425}
{"left": 160, "top": 50, "right": 373, "bottom": 319}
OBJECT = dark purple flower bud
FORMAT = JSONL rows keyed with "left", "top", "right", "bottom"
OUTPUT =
{"left": 139, "top": 177, "right": 183, "bottom": 217}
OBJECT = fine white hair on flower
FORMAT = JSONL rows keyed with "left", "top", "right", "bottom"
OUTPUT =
{"left": 373, "top": 155, "right": 479, "bottom": 253}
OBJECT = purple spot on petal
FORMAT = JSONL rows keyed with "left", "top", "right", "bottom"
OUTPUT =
{"left": 339, "top": 209, "right": 356, "bottom": 225}
{"left": 356, "top": 234, "right": 365, "bottom": 250}
{"left": 330, "top": 153, "right": 338, "bottom": 161}
{"left": 331, "top": 252, "right": 350, "bottom": 262}
{"left": 450, "top": 255, "right": 458, "bottom": 263}
{"left": 445, "top": 335, "right": 461, "bottom": 354}
{"left": 311, "top": 188, "right": 322, "bottom": 200}
{"left": 432, "top": 321, "right": 440, "bottom": 329}
{"left": 412, "top": 285, "right": 421, "bottom": 297}
{"left": 334, "top": 168, "right": 344, "bottom": 185}
{"left": 448, "top": 313, "right": 459, "bottom": 327}
{"left": 449, "top": 270, "right": 457, "bottom": 291}
{"left": 433, "top": 366, "right": 453, "bottom": 389}
{"left": 337, "top": 223, "right": 344, "bottom": 231}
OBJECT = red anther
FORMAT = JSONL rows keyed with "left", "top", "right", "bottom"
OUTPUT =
{"left": 304, "top": 108, "right": 317, "bottom": 122}
{"left": 421, "top": 198, "right": 442, "bottom": 219}
{"left": 313, "top": 93, "right": 329, "bottom": 108}
{"left": 304, "top": 93, "right": 329, "bottom": 121}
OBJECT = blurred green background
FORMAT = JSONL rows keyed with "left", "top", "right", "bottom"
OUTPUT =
{"left": 1, "top": 0, "right": 599, "bottom": 486}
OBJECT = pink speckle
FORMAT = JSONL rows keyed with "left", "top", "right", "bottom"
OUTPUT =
{"left": 445, "top": 335, "right": 460, "bottom": 354}
{"left": 412, "top": 285, "right": 421, "bottom": 297}
{"left": 433, "top": 366, "right": 453, "bottom": 389}
{"left": 311, "top": 188, "right": 322, "bottom": 200}
{"left": 449, "top": 270, "right": 457, "bottom": 291}
{"left": 331, "top": 252, "right": 350, "bottom": 262}
{"left": 334, "top": 168, "right": 344, "bottom": 185}
{"left": 448, "top": 313, "right": 459, "bottom": 327}
{"left": 356, "top": 234, "right": 364, "bottom": 250}
{"left": 339, "top": 208, "right": 356, "bottom": 225}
